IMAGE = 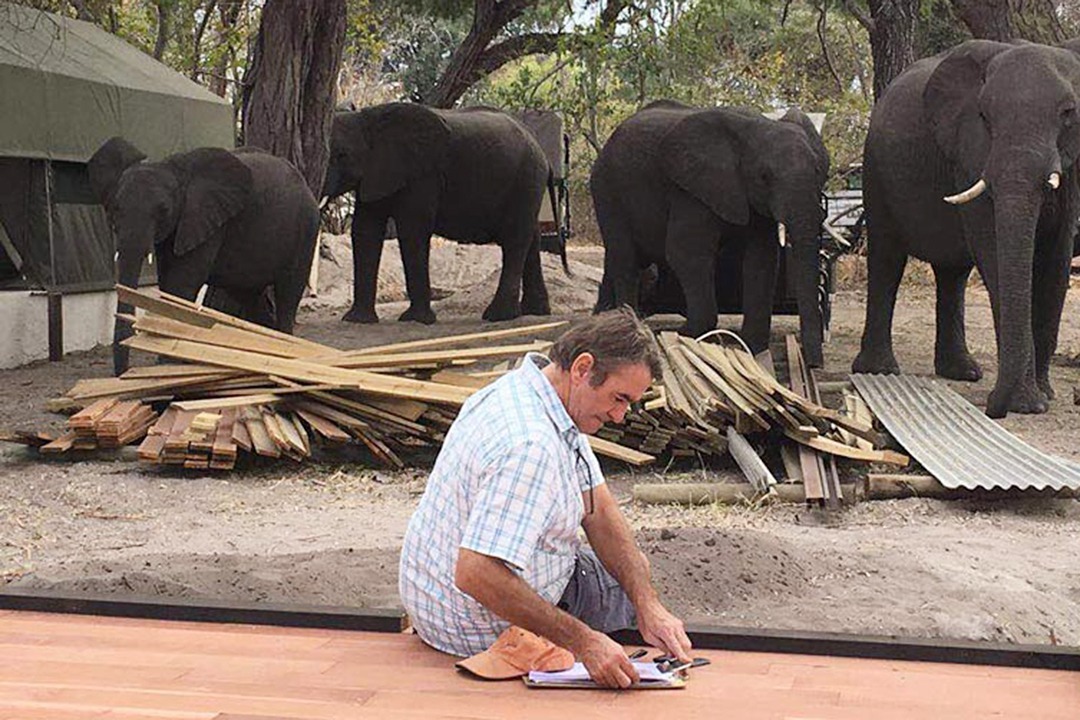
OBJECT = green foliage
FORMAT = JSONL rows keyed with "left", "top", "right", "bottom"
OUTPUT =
{"left": 915, "top": 0, "right": 969, "bottom": 59}
{"left": 468, "top": 0, "right": 872, "bottom": 209}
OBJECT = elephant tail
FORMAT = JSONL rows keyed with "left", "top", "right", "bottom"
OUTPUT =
{"left": 546, "top": 169, "right": 571, "bottom": 276}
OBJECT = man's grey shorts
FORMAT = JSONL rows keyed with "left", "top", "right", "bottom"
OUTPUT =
{"left": 557, "top": 547, "right": 635, "bottom": 633}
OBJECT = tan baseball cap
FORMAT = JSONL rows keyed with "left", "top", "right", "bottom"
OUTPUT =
{"left": 456, "top": 626, "right": 575, "bottom": 680}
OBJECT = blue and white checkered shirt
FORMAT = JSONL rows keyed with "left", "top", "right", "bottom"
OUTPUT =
{"left": 399, "top": 353, "right": 604, "bottom": 657}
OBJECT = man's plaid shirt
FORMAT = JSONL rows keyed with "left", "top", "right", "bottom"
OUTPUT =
{"left": 398, "top": 353, "right": 603, "bottom": 656}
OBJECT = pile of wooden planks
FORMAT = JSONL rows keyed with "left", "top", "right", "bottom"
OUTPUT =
{"left": 37, "top": 286, "right": 653, "bottom": 468}
{"left": 16, "top": 286, "right": 905, "bottom": 487}
{"left": 26, "top": 398, "right": 160, "bottom": 455}
{"left": 598, "top": 330, "right": 908, "bottom": 501}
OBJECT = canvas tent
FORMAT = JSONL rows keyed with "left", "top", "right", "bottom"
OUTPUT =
{"left": 0, "top": 3, "right": 233, "bottom": 366}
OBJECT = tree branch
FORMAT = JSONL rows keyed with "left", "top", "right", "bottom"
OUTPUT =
{"left": 66, "top": 0, "right": 97, "bottom": 22}
{"left": 817, "top": 2, "right": 844, "bottom": 93}
{"left": 152, "top": 0, "right": 170, "bottom": 60}
{"left": 841, "top": 0, "right": 875, "bottom": 33}
{"left": 191, "top": 0, "right": 218, "bottom": 80}
{"left": 474, "top": 31, "right": 563, "bottom": 78}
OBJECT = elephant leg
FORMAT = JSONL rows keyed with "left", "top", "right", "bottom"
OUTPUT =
{"left": 665, "top": 195, "right": 720, "bottom": 338}
{"left": 272, "top": 268, "right": 307, "bottom": 333}
{"left": 395, "top": 222, "right": 437, "bottom": 325}
{"left": 594, "top": 190, "right": 638, "bottom": 313}
{"left": 851, "top": 227, "right": 907, "bottom": 375}
{"left": 1031, "top": 227, "right": 1073, "bottom": 401}
{"left": 483, "top": 236, "right": 528, "bottom": 322}
{"left": 932, "top": 264, "right": 981, "bottom": 381}
{"left": 519, "top": 228, "right": 551, "bottom": 316}
{"left": 739, "top": 236, "right": 780, "bottom": 355}
{"left": 344, "top": 210, "right": 389, "bottom": 324}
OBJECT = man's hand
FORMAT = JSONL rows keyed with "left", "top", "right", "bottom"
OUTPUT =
{"left": 572, "top": 629, "right": 639, "bottom": 689}
{"left": 637, "top": 600, "right": 692, "bottom": 663}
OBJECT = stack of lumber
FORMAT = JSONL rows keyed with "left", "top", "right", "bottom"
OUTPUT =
{"left": 601, "top": 330, "right": 908, "bottom": 473}
{"left": 40, "top": 286, "right": 652, "bottom": 468}
{"left": 20, "top": 286, "right": 904, "bottom": 483}
{"left": 29, "top": 398, "right": 159, "bottom": 455}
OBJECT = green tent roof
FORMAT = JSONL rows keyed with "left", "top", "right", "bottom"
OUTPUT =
{"left": 0, "top": 2, "right": 233, "bottom": 162}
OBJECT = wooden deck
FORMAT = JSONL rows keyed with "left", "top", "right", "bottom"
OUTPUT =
{"left": 0, "top": 609, "right": 1076, "bottom": 719}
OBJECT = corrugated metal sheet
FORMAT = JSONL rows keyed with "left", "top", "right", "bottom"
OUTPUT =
{"left": 851, "top": 374, "right": 1080, "bottom": 492}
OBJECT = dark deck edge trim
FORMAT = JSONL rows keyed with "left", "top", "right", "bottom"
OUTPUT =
{"left": 611, "top": 627, "right": 1079, "bottom": 671}
{"left": 0, "top": 588, "right": 406, "bottom": 633}
{"left": 3, "top": 588, "right": 1075, "bottom": 670}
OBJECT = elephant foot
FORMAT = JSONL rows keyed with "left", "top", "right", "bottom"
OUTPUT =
{"left": 399, "top": 306, "right": 437, "bottom": 325}
{"left": 935, "top": 352, "right": 982, "bottom": 382}
{"left": 675, "top": 322, "right": 714, "bottom": 340}
{"left": 520, "top": 295, "right": 551, "bottom": 317}
{"left": 483, "top": 301, "right": 522, "bottom": 322}
{"left": 342, "top": 306, "right": 379, "bottom": 324}
{"left": 1037, "top": 375, "right": 1055, "bottom": 401}
{"left": 803, "top": 345, "right": 824, "bottom": 369}
{"left": 852, "top": 348, "right": 900, "bottom": 376}
{"left": 986, "top": 384, "right": 1049, "bottom": 419}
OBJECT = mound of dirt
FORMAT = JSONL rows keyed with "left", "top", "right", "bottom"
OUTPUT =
{"left": 642, "top": 526, "right": 816, "bottom": 619}
{"left": 302, "top": 234, "right": 602, "bottom": 318}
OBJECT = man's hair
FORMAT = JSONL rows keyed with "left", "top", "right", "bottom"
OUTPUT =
{"left": 549, "top": 307, "right": 662, "bottom": 385}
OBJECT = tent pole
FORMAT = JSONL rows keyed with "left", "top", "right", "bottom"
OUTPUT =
{"left": 45, "top": 161, "right": 62, "bottom": 362}
{"left": 47, "top": 292, "right": 62, "bottom": 362}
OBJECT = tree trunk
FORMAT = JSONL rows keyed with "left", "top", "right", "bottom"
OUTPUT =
{"left": 950, "top": 0, "right": 1065, "bottom": 43}
{"left": 424, "top": 0, "right": 628, "bottom": 109}
{"left": 950, "top": 0, "right": 1013, "bottom": 40}
{"left": 153, "top": 0, "right": 171, "bottom": 61}
{"left": 867, "top": 0, "right": 918, "bottom": 101}
{"left": 241, "top": 0, "right": 347, "bottom": 195}
{"left": 424, "top": 0, "right": 528, "bottom": 108}
{"left": 208, "top": 0, "right": 242, "bottom": 98}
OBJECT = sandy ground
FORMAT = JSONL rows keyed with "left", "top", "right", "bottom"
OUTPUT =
{"left": 1, "top": 240, "right": 1079, "bottom": 647}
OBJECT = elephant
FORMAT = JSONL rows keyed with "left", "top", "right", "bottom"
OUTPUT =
{"left": 852, "top": 40, "right": 1080, "bottom": 418}
{"left": 88, "top": 137, "right": 321, "bottom": 376}
{"left": 321, "top": 102, "right": 557, "bottom": 325}
{"left": 591, "top": 101, "right": 830, "bottom": 367}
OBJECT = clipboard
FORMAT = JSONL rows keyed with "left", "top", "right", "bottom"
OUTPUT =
{"left": 522, "top": 660, "right": 687, "bottom": 690}
{"left": 522, "top": 675, "right": 687, "bottom": 690}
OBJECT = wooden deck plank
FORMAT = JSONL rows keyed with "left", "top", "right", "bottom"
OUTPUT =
{"left": 0, "top": 611, "right": 1076, "bottom": 720}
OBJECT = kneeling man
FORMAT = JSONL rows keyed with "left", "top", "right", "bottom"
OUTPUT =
{"left": 399, "top": 310, "right": 692, "bottom": 688}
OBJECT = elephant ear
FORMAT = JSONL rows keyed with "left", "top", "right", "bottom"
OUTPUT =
{"left": 778, "top": 107, "right": 830, "bottom": 183}
{"left": 659, "top": 109, "right": 749, "bottom": 226}
{"left": 167, "top": 148, "right": 252, "bottom": 256}
{"left": 925, "top": 40, "right": 1011, "bottom": 165}
{"left": 88, "top": 137, "right": 147, "bottom": 205}
{"left": 360, "top": 103, "right": 451, "bottom": 203}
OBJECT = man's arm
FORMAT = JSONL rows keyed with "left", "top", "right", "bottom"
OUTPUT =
{"left": 455, "top": 547, "right": 639, "bottom": 688}
{"left": 581, "top": 482, "right": 692, "bottom": 661}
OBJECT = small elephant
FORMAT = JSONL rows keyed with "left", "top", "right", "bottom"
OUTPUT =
{"left": 322, "top": 102, "right": 554, "bottom": 325}
{"left": 591, "top": 101, "right": 830, "bottom": 366}
{"left": 88, "top": 137, "right": 321, "bottom": 375}
{"left": 853, "top": 40, "right": 1080, "bottom": 417}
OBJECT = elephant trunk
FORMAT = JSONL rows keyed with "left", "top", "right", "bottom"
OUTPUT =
{"left": 985, "top": 179, "right": 1042, "bottom": 417}
{"left": 792, "top": 233, "right": 824, "bottom": 368}
{"left": 321, "top": 160, "right": 345, "bottom": 201}
{"left": 113, "top": 247, "right": 145, "bottom": 376}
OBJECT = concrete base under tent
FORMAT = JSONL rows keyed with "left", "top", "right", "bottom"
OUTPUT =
{"left": 0, "top": 290, "right": 114, "bottom": 368}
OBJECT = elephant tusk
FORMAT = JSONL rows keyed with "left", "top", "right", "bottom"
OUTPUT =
{"left": 318, "top": 196, "right": 329, "bottom": 209}
{"left": 1048, "top": 172, "right": 1061, "bottom": 190}
{"left": 777, "top": 223, "right": 787, "bottom": 247}
{"left": 943, "top": 178, "right": 987, "bottom": 205}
